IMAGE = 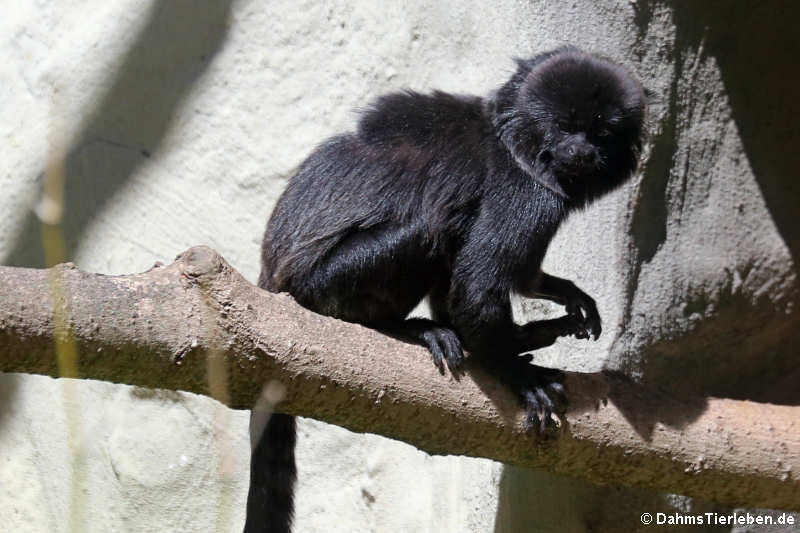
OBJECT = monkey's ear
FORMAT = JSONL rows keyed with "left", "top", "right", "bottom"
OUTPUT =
{"left": 643, "top": 86, "right": 661, "bottom": 104}
{"left": 514, "top": 45, "right": 579, "bottom": 75}
{"left": 485, "top": 89, "right": 500, "bottom": 115}
{"left": 513, "top": 56, "right": 534, "bottom": 75}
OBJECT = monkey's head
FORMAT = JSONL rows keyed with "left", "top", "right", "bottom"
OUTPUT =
{"left": 491, "top": 47, "right": 646, "bottom": 204}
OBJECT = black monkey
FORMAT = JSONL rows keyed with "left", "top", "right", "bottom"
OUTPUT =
{"left": 245, "top": 46, "right": 646, "bottom": 533}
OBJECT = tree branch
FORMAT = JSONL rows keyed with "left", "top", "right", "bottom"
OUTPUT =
{"left": 1, "top": 246, "right": 797, "bottom": 510}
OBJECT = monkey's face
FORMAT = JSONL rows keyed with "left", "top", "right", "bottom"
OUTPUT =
{"left": 538, "top": 107, "right": 622, "bottom": 198}
{"left": 502, "top": 50, "right": 646, "bottom": 202}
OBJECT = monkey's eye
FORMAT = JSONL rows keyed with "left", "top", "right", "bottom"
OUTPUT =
{"left": 557, "top": 119, "right": 573, "bottom": 133}
{"left": 593, "top": 113, "right": 612, "bottom": 137}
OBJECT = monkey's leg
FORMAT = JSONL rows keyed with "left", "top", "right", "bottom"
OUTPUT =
{"left": 467, "top": 319, "right": 571, "bottom": 433}
{"left": 447, "top": 261, "right": 581, "bottom": 433}
{"left": 520, "top": 272, "right": 601, "bottom": 340}
{"left": 448, "top": 286, "right": 574, "bottom": 432}
{"left": 294, "top": 224, "right": 464, "bottom": 376}
{"left": 505, "top": 315, "right": 583, "bottom": 431}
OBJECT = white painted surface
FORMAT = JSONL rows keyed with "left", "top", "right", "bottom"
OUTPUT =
{"left": 2, "top": 1, "right": 796, "bottom": 532}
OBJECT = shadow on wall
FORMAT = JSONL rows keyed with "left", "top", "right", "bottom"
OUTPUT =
{"left": 2, "top": 0, "right": 234, "bottom": 268}
{"left": 493, "top": 465, "right": 728, "bottom": 533}
{"left": 496, "top": 2, "right": 798, "bottom": 529}
{"left": 624, "top": 0, "right": 800, "bottom": 408}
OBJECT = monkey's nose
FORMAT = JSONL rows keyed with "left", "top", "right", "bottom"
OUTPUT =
{"left": 567, "top": 145, "right": 594, "bottom": 164}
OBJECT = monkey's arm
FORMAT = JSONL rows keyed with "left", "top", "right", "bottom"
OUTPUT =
{"left": 518, "top": 272, "right": 601, "bottom": 340}
{"left": 447, "top": 263, "right": 580, "bottom": 357}
{"left": 446, "top": 267, "right": 575, "bottom": 431}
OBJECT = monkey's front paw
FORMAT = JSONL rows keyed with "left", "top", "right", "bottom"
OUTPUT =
{"left": 565, "top": 292, "right": 601, "bottom": 340}
{"left": 421, "top": 327, "right": 464, "bottom": 378}
{"left": 551, "top": 314, "right": 587, "bottom": 340}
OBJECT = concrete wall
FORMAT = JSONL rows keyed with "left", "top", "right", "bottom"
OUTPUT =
{"left": 1, "top": 1, "right": 797, "bottom": 531}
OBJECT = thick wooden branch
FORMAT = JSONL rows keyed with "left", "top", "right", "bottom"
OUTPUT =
{"left": 1, "top": 246, "right": 797, "bottom": 510}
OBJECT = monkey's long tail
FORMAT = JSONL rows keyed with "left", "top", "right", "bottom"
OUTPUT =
{"left": 244, "top": 413, "right": 297, "bottom": 533}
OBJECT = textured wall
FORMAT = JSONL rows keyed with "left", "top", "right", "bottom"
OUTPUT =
{"left": 1, "top": 1, "right": 797, "bottom": 532}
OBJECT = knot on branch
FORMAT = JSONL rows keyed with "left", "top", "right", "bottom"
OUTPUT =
{"left": 177, "top": 246, "right": 227, "bottom": 286}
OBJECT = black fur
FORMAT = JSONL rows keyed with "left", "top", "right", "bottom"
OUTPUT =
{"left": 248, "top": 47, "right": 645, "bottom": 532}
{"left": 244, "top": 414, "right": 296, "bottom": 533}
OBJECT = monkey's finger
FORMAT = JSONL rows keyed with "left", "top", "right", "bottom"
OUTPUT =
{"left": 590, "top": 318, "right": 602, "bottom": 340}
{"left": 574, "top": 327, "right": 590, "bottom": 340}
{"left": 534, "top": 390, "right": 559, "bottom": 434}
{"left": 557, "top": 315, "right": 580, "bottom": 337}
{"left": 546, "top": 381, "right": 568, "bottom": 410}
{"left": 424, "top": 333, "right": 446, "bottom": 375}
{"left": 524, "top": 411, "right": 540, "bottom": 433}
{"left": 442, "top": 335, "right": 464, "bottom": 378}
{"left": 534, "top": 387, "right": 554, "bottom": 414}
{"left": 540, "top": 412, "right": 558, "bottom": 434}
{"left": 581, "top": 303, "right": 601, "bottom": 339}
{"left": 566, "top": 303, "right": 586, "bottom": 322}
{"left": 522, "top": 391, "right": 542, "bottom": 432}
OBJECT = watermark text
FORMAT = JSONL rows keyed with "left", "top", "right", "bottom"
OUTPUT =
{"left": 640, "top": 511, "right": 795, "bottom": 527}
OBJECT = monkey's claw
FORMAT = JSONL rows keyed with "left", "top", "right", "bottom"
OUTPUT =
{"left": 421, "top": 326, "right": 464, "bottom": 378}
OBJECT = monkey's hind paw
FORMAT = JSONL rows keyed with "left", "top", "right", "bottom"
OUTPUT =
{"left": 421, "top": 326, "right": 465, "bottom": 378}
{"left": 492, "top": 354, "right": 567, "bottom": 434}
{"left": 381, "top": 318, "right": 465, "bottom": 378}
{"left": 523, "top": 377, "right": 567, "bottom": 434}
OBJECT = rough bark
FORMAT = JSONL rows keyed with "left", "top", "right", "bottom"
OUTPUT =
{"left": 0, "top": 246, "right": 797, "bottom": 510}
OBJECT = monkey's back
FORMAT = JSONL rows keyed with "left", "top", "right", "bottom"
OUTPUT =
{"left": 259, "top": 90, "right": 492, "bottom": 301}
